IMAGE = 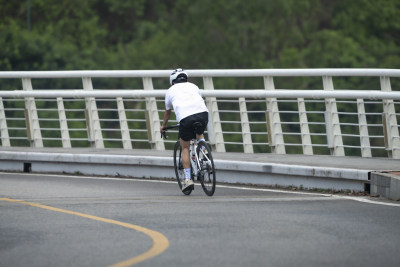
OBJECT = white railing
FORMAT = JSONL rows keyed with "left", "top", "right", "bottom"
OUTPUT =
{"left": 0, "top": 69, "right": 399, "bottom": 158}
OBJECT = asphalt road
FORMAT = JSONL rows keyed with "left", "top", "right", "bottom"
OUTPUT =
{"left": 1, "top": 172, "right": 400, "bottom": 267}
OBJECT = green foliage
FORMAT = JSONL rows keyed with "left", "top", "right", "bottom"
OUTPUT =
{"left": 1, "top": 0, "right": 399, "bottom": 153}
{"left": 1, "top": 0, "right": 399, "bottom": 72}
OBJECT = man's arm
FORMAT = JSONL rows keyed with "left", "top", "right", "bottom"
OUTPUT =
{"left": 160, "top": 109, "right": 172, "bottom": 132}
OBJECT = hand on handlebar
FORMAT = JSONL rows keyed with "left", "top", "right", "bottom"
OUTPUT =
{"left": 160, "top": 126, "right": 168, "bottom": 139}
{"left": 160, "top": 124, "right": 179, "bottom": 139}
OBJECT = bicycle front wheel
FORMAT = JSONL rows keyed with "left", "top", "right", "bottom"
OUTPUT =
{"left": 173, "top": 140, "right": 192, "bottom": 195}
{"left": 197, "top": 141, "right": 216, "bottom": 196}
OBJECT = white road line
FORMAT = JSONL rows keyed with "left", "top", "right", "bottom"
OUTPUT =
{"left": 1, "top": 172, "right": 399, "bottom": 207}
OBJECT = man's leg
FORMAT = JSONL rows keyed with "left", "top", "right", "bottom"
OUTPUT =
{"left": 180, "top": 138, "right": 191, "bottom": 178}
{"left": 196, "top": 134, "right": 205, "bottom": 141}
{"left": 180, "top": 138, "right": 190, "bottom": 169}
{"left": 180, "top": 138, "right": 194, "bottom": 192}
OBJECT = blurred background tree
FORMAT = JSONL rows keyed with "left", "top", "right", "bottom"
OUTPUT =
{"left": 0, "top": 0, "right": 399, "bottom": 153}
{"left": 1, "top": 0, "right": 399, "bottom": 73}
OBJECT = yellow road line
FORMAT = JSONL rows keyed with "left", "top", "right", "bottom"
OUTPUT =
{"left": 0, "top": 197, "right": 169, "bottom": 267}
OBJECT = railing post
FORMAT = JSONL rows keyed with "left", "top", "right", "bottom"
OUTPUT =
{"left": 57, "top": 97, "right": 71, "bottom": 148}
{"left": 297, "top": 98, "right": 313, "bottom": 155}
{"left": 143, "top": 77, "right": 164, "bottom": 150}
{"left": 239, "top": 97, "right": 253, "bottom": 153}
{"left": 0, "top": 97, "right": 10, "bottom": 147}
{"left": 380, "top": 76, "right": 400, "bottom": 159}
{"left": 203, "top": 77, "right": 225, "bottom": 152}
{"left": 116, "top": 97, "right": 132, "bottom": 149}
{"left": 22, "top": 78, "right": 43, "bottom": 148}
{"left": 82, "top": 77, "right": 104, "bottom": 148}
{"left": 356, "top": 99, "right": 372, "bottom": 157}
{"left": 264, "top": 76, "right": 285, "bottom": 154}
{"left": 323, "top": 76, "right": 344, "bottom": 156}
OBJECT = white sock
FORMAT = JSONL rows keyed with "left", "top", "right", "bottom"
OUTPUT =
{"left": 198, "top": 138, "right": 205, "bottom": 142}
{"left": 184, "top": 168, "right": 191, "bottom": 181}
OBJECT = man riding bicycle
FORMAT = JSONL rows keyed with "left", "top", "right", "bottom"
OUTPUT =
{"left": 160, "top": 68, "right": 209, "bottom": 193}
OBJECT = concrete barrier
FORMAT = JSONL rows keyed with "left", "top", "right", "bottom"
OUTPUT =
{"left": 0, "top": 149, "right": 373, "bottom": 191}
{"left": 370, "top": 172, "right": 400, "bottom": 201}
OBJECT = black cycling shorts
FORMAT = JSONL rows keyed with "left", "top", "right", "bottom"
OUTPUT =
{"left": 179, "top": 111, "right": 209, "bottom": 141}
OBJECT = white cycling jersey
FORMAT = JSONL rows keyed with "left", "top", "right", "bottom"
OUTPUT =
{"left": 165, "top": 82, "right": 208, "bottom": 122}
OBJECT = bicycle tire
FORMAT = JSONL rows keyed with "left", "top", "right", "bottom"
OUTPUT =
{"left": 196, "top": 141, "right": 216, "bottom": 196}
{"left": 173, "top": 141, "right": 192, "bottom": 195}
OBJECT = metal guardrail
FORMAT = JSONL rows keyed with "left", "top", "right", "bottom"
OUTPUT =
{"left": 0, "top": 69, "right": 399, "bottom": 158}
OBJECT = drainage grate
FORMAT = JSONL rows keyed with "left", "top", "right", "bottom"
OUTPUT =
{"left": 23, "top": 163, "right": 32, "bottom": 173}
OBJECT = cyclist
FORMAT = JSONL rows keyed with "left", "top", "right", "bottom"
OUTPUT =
{"left": 160, "top": 68, "right": 209, "bottom": 193}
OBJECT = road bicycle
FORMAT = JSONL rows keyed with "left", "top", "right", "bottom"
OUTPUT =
{"left": 162, "top": 123, "right": 216, "bottom": 196}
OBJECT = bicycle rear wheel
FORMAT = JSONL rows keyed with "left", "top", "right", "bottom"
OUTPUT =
{"left": 197, "top": 141, "right": 216, "bottom": 196}
{"left": 173, "top": 141, "right": 192, "bottom": 195}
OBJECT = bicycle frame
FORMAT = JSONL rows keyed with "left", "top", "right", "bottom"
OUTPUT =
{"left": 190, "top": 140, "right": 200, "bottom": 177}
{"left": 190, "top": 139, "right": 211, "bottom": 179}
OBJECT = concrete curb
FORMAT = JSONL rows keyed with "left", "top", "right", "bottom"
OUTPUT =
{"left": 370, "top": 172, "right": 400, "bottom": 201}
{"left": 0, "top": 151, "right": 371, "bottom": 191}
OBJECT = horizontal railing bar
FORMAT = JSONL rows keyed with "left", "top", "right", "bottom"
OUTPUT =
{"left": 248, "top": 122, "right": 268, "bottom": 125}
{"left": 38, "top": 118, "right": 60, "bottom": 122}
{"left": 1, "top": 89, "right": 400, "bottom": 100}
{"left": 98, "top": 109, "right": 119, "bottom": 112}
{"left": 128, "top": 129, "right": 148, "bottom": 132}
{"left": 5, "top": 118, "right": 26, "bottom": 121}
{"left": 336, "top": 112, "right": 358, "bottom": 115}
{"left": 306, "top": 144, "right": 329, "bottom": 147}
{"left": 248, "top": 111, "right": 267, "bottom": 114}
{"left": 220, "top": 121, "right": 241, "bottom": 124}
{"left": 41, "top": 128, "right": 61, "bottom": 131}
{"left": 126, "top": 119, "right": 146, "bottom": 122}
{"left": 223, "top": 142, "right": 244, "bottom": 145}
{"left": 1, "top": 69, "right": 400, "bottom": 79}
{"left": 309, "top": 133, "right": 327, "bottom": 136}
{"left": 250, "top": 132, "right": 268, "bottom": 135}
{"left": 124, "top": 109, "right": 146, "bottom": 112}
{"left": 276, "top": 143, "right": 302, "bottom": 147}
{"left": 339, "top": 123, "right": 360, "bottom": 126}
{"left": 4, "top": 108, "right": 25, "bottom": 111}
{"left": 281, "top": 132, "right": 301, "bottom": 135}
{"left": 341, "top": 134, "right": 361, "bottom": 137}
{"left": 8, "top": 128, "right": 27, "bottom": 131}
{"left": 68, "top": 128, "right": 88, "bottom": 131}
{"left": 363, "top": 124, "right": 383, "bottom": 127}
{"left": 342, "top": 145, "right": 363, "bottom": 148}
{"left": 219, "top": 110, "right": 240, "bottom": 113}
{"left": 279, "top": 111, "right": 302, "bottom": 114}
{"left": 99, "top": 119, "right": 121, "bottom": 122}
{"left": 221, "top": 131, "right": 242, "bottom": 134}
{"left": 280, "top": 122, "right": 300, "bottom": 125}
{"left": 99, "top": 129, "right": 121, "bottom": 132}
